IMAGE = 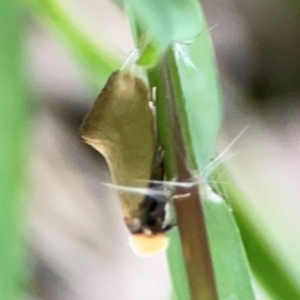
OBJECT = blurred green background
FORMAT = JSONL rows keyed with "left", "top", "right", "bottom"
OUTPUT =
{"left": 2, "top": 0, "right": 300, "bottom": 299}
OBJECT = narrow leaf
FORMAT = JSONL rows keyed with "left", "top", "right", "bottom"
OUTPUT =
{"left": 125, "top": 0, "right": 203, "bottom": 67}
{"left": 215, "top": 171, "right": 300, "bottom": 300}
{"left": 202, "top": 185, "right": 255, "bottom": 299}
{"left": 0, "top": 1, "right": 27, "bottom": 299}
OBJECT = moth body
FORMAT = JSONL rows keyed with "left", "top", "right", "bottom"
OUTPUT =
{"left": 80, "top": 71, "right": 172, "bottom": 255}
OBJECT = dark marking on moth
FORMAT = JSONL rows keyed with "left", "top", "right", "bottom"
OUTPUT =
{"left": 135, "top": 149, "right": 176, "bottom": 235}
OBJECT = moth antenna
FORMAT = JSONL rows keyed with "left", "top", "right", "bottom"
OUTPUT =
{"left": 103, "top": 182, "right": 172, "bottom": 199}
{"left": 136, "top": 179, "right": 163, "bottom": 186}
{"left": 138, "top": 179, "right": 198, "bottom": 188}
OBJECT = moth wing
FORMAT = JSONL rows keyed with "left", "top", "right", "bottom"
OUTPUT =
{"left": 80, "top": 71, "right": 156, "bottom": 229}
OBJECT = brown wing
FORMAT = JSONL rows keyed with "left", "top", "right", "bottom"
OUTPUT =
{"left": 80, "top": 71, "right": 156, "bottom": 232}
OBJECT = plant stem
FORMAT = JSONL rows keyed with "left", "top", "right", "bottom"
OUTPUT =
{"left": 150, "top": 51, "right": 218, "bottom": 300}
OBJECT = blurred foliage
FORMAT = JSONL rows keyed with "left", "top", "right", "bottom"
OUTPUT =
{"left": 27, "top": 0, "right": 120, "bottom": 86}
{"left": 212, "top": 169, "right": 300, "bottom": 300}
{"left": 0, "top": 1, "right": 27, "bottom": 300}
{"left": 4, "top": 0, "right": 300, "bottom": 299}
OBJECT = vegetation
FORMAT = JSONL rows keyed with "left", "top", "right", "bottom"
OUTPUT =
{"left": 2, "top": 0, "right": 300, "bottom": 299}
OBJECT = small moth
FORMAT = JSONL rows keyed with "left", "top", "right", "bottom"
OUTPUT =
{"left": 80, "top": 71, "right": 171, "bottom": 256}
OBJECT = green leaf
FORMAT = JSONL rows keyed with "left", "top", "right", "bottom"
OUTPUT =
{"left": 125, "top": 0, "right": 203, "bottom": 67}
{"left": 146, "top": 12, "right": 254, "bottom": 300}
{"left": 202, "top": 185, "right": 255, "bottom": 299}
{"left": 170, "top": 30, "right": 222, "bottom": 169}
{"left": 0, "top": 1, "right": 27, "bottom": 300}
{"left": 167, "top": 229, "right": 191, "bottom": 300}
{"left": 141, "top": 3, "right": 223, "bottom": 298}
{"left": 216, "top": 171, "right": 300, "bottom": 300}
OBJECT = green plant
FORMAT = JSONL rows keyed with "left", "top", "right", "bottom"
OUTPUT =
{"left": 21, "top": 0, "right": 300, "bottom": 299}
{"left": 0, "top": 1, "right": 27, "bottom": 300}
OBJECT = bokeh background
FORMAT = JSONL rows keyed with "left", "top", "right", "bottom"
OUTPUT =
{"left": 4, "top": 0, "right": 300, "bottom": 299}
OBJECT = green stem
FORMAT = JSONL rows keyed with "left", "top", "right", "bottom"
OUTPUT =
{"left": 149, "top": 51, "right": 218, "bottom": 300}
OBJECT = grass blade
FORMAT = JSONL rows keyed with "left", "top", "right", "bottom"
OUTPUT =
{"left": 214, "top": 170, "right": 300, "bottom": 299}
{"left": 152, "top": 55, "right": 219, "bottom": 299}
{"left": 136, "top": 4, "right": 255, "bottom": 299}
{"left": 202, "top": 185, "right": 255, "bottom": 299}
{"left": 167, "top": 229, "right": 191, "bottom": 300}
{"left": 0, "top": 1, "right": 27, "bottom": 299}
{"left": 149, "top": 45, "right": 255, "bottom": 298}
{"left": 125, "top": 0, "right": 203, "bottom": 67}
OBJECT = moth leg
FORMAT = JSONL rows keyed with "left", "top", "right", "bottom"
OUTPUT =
{"left": 171, "top": 193, "right": 191, "bottom": 200}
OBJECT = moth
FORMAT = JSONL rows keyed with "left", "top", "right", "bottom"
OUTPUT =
{"left": 79, "top": 71, "right": 173, "bottom": 256}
